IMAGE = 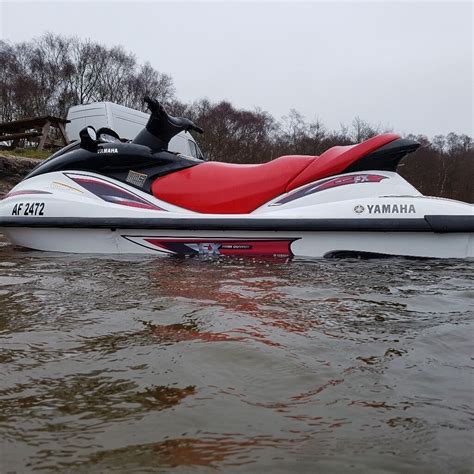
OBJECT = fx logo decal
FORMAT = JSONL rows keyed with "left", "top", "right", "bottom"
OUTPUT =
{"left": 188, "top": 243, "right": 221, "bottom": 256}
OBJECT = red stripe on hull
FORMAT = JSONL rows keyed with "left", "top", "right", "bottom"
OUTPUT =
{"left": 143, "top": 238, "right": 297, "bottom": 257}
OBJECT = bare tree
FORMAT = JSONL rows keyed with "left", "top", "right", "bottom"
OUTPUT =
{"left": 125, "top": 62, "right": 175, "bottom": 110}
{"left": 0, "top": 33, "right": 176, "bottom": 120}
{"left": 351, "top": 116, "right": 381, "bottom": 142}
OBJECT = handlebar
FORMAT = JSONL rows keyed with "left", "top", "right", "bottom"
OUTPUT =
{"left": 144, "top": 97, "right": 203, "bottom": 134}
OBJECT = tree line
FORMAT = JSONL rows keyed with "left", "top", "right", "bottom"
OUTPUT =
{"left": 1, "top": 34, "right": 472, "bottom": 202}
{"left": 0, "top": 33, "right": 174, "bottom": 120}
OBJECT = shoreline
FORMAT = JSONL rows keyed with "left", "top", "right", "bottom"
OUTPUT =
{"left": 0, "top": 154, "right": 41, "bottom": 197}
{"left": 0, "top": 154, "right": 41, "bottom": 243}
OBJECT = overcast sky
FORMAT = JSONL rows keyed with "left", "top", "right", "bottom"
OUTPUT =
{"left": 1, "top": 0, "right": 472, "bottom": 137}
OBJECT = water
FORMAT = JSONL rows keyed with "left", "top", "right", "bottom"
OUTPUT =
{"left": 0, "top": 235, "right": 473, "bottom": 473}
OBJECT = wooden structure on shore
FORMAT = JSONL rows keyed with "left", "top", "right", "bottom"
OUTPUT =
{"left": 0, "top": 116, "right": 70, "bottom": 150}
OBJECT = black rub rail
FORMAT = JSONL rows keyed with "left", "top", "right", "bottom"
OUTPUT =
{"left": 0, "top": 215, "right": 472, "bottom": 233}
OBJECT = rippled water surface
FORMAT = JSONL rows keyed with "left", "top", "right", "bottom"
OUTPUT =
{"left": 0, "top": 235, "right": 473, "bottom": 473}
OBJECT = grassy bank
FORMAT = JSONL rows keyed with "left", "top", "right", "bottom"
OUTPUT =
{"left": 1, "top": 148, "right": 51, "bottom": 160}
{"left": 0, "top": 152, "right": 44, "bottom": 196}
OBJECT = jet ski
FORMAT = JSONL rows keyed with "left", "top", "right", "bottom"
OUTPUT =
{"left": 0, "top": 97, "right": 472, "bottom": 258}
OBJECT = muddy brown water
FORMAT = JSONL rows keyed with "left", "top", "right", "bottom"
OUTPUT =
{"left": 0, "top": 235, "right": 473, "bottom": 473}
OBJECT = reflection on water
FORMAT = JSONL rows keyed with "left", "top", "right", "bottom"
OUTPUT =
{"left": 0, "top": 236, "right": 473, "bottom": 472}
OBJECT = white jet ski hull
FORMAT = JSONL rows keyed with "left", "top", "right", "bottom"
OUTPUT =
{"left": 1, "top": 171, "right": 472, "bottom": 258}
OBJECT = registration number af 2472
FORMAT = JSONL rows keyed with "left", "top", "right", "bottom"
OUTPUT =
{"left": 11, "top": 202, "right": 45, "bottom": 216}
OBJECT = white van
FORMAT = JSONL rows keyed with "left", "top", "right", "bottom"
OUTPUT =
{"left": 66, "top": 102, "right": 204, "bottom": 159}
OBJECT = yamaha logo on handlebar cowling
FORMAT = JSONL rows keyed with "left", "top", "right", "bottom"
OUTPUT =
{"left": 97, "top": 148, "right": 119, "bottom": 154}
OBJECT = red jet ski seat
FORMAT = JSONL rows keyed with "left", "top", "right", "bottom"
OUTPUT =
{"left": 152, "top": 155, "right": 316, "bottom": 214}
{"left": 152, "top": 133, "right": 400, "bottom": 214}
